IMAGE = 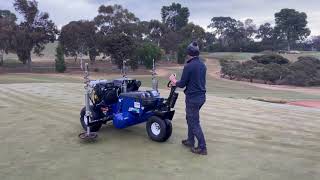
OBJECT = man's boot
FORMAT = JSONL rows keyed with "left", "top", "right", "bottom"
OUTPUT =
{"left": 191, "top": 147, "right": 207, "bottom": 155}
{"left": 181, "top": 139, "right": 194, "bottom": 148}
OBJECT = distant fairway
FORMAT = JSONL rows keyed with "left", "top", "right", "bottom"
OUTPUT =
{"left": 202, "top": 52, "right": 262, "bottom": 61}
{"left": 203, "top": 51, "right": 320, "bottom": 62}
{"left": 1, "top": 73, "right": 320, "bottom": 101}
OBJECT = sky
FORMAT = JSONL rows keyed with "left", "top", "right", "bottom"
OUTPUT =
{"left": 1, "top": 0, "right": 320, "bottom": 35}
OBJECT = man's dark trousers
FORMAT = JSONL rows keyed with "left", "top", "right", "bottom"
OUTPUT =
{"left": 185, "top": 98, "right": 206, "bottom": 149}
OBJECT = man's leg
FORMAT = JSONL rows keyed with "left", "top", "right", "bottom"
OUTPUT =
{"left": 183, "top": 101, "right": 195, "bottom": 147}
{"left": 186, "top": 112, "right": 195, "bottom": 145}
{"left": 186, "top": 101, "right": 206, "bottom": 151}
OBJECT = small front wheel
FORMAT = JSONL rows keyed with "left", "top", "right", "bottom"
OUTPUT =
{"left": 80, "top": 106, "right": 102, "bottom": 132}
{"left": 146, "top": 116, "right": 168, "bottom": 142}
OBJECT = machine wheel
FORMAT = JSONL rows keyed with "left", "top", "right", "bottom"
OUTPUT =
{"left": 164, "top": 119, "right": 172, "bottom": 141}
{"left": 80, "top": 106, "right": 102, "bottom": 132}
{"left": 146, "top": 116, "right": 167, "bottom": 142}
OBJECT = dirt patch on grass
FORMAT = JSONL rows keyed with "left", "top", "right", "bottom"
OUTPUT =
{"left": 248, "top": 97, "right": 287, "bottom": 104}
{"left": 288, "top": 101, "right": 320, "bottom": 108}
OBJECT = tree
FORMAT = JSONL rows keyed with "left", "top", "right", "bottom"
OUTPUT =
{"left": 55, "top": 43, "right": 66, "bottom": 73}
{"left": 180, "top": 23, "right": 206, "bottom": 47}
{"left": 147, "top": 20, "right": 167, "bottom": 46}
{"left": 208, "top": 17, "right": 239, "bottom": 38}
{"left": 256, "top": 23, "right": 276, "bottom": 50}
{"left": 222, "top": 20, "right": 247, "bottom": 51}
{"left": 257, "top": 23, "right": 274, "bottom": 40}
{"left": 94, "top": 4, "right": 141, "bottom": 61}
{"left": 203, "top": 32, "right": 216, "bottom": 52}
{"left": 161, "top": 3, "right": 189, "bottom": 31}
{"left": 0, "top": 10, "right": 17, "bottom": 66}
{"left": 107, "top": 34, "right": 137, "bottom": 70}
{"left": 94, "top": 4, "right": 139, "bottom": 35}
{"left": 59, "top": 20, "right": 98, "bottom": 63}
{"left": 275, "top": 8, "right": 311, "bottom": 51}
{"left": 134, "top": 42, "right": 162, "bottom": 69}
{"left": 244, "top": 19, "right": 257, "bottom": 40}
{"left": 208, "top": 17, "right": 249, "bottom": 51}
{"left": 312, "top": 36, "right": 320, "bottom": 51}
{"left": 160, "top": 31, "right": 183, "bottom": 54}
{"left": 177, "top": 41, "right": 189, "bottom": 64}
{"left": 118, "top": 21, "right": 145, "bottom": 41}
{"left": 12, "top": 0, "right": 58, "bottom": 70}
{"left": 0, "top": 10, "right": 17, "bottom": 22}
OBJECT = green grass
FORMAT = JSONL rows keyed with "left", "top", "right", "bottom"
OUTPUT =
{"left": 202, "top": 52, "right": 262, "bottom": 61}
{"left": 205, "top": 77, "right": 320, "bottom": 100}
{"left": 281, "top": 51, "right": 320, "bottom": 61}
{"left": 0, "top": 74, "right": 80, "bottom": 84}
{"left": 202, "top": 51, "right": 320, "bottom": 62}
{"left": 2, "top": 41, "right": 58, "bottom": 64}
{"left": 1, "top": 82, "right": 319, "bottom": 180}
{"left": 1, "top": 73, "right": 319, "bottom": 101}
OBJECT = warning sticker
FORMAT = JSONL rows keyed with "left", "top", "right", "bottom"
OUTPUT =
{"left": 134, "top": 102, "right": 141, "bottom": 108}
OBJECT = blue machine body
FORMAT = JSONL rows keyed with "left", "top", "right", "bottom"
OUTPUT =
{"left": 113, "top": 91, "right": 163, "bottom": 129}
{"left": 85, "top": 78, "right": 178, "bottom": 131}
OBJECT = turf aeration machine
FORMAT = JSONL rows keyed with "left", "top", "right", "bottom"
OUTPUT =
{"left": 79, "top": 62, "right": 178, "bottom": 142}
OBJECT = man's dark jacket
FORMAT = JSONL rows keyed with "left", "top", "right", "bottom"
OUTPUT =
{"left": 176, "top": 57, "right": 206, "bottom": 103}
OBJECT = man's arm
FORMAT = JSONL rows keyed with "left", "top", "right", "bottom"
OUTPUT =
{"left": 176, "top": 65, "right": 190, "bottom": 88}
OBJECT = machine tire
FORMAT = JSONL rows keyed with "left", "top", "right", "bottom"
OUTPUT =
{"left": 80, "top": 106, "right": 102, "bottom": 132}
{"left": 164, "top": 119, "right": 172, "bottom": 141}
{"left": 146, "top": 116, "right": 167, "bottom": 142}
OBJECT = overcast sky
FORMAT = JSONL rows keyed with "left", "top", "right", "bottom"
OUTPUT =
{"left": 1, "top": 0, "right": 319, "bottom": 35}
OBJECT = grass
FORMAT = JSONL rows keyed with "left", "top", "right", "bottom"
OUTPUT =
{"left": 3, "top": 41, "right": 58, "bottom": 61}
{"left": 281, "top": 51, "right": 320, "bottom": 61}
{"left": 206, "top": 77, "right": 320, "bottom": 100}
{"left": 0, "top": 74, "right": 80, "bottom": 84}
{"left": 1, "top": 82, "right": 320, "bottom": 180}
{"left": 202, "top": 51, "right": 320, "bottom": 62}
{"left": 1, "top": 49, "right": 320, "bottom": 180}
{"left": 1, "top": 73, "right": 319, "bottom": 101}
{"left": 202, "top": 52, "right": 262, "bottom": 61}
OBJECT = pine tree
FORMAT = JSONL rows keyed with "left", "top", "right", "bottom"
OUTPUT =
{"left": 55, "top": 43, "right": 66, "bottom": 73}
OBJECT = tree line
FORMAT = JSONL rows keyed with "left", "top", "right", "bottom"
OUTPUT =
{"left": 1, "top": 0, "right": 320, "bottom": 71}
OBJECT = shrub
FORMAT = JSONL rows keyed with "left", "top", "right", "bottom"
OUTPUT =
{"left": 252, "top": 54, "right": 289, "bottom": 65}
{"left": 219, "top": 60, "right": 241, "bottom": 79}
{"left": 134, "top": 42, "right": 162, "bottom": 69}
{"left": 261, "top": 63, "right": 289, "bottom": 84}
{"left": 220, "top": 59, "right": 290, "bottom": 84}
{"left": 55, "top": 43, "right": 66, "bottom": 73}
{"left": 220, "top": 55, "right": 320, "bottom": 86}
{"left": 240, "top": 60, "right": 260, "bottom": 82}
{"left": 281, "top": 56, "right": 320, "bottom": 86}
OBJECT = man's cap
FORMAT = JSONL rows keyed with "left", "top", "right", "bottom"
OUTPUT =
{"left": 187, "top": 42, "right": 200, "bottom": 57}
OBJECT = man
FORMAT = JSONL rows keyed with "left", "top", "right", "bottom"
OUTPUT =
{"left": 169, "top": 42, "right": 207, "bottom": 155}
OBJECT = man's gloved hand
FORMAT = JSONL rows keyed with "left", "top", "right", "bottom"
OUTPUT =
{"left": 169, "top": 74, "right": 177, "bottom": 86}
